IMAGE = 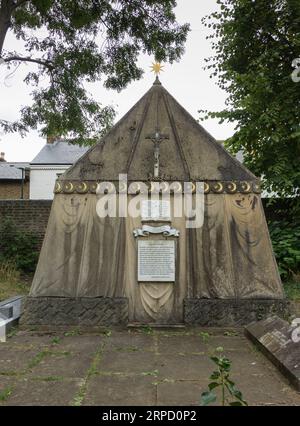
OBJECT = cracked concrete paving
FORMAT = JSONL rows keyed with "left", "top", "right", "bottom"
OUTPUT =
{"left": 0, "top": 327, "right": 299, "bottom": 406}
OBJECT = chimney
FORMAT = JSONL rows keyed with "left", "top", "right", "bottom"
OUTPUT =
{"left": 0, "top": 152, "right": 6, "bottom": 162}
{"left": 47, "top": 135, "right": 57, "bottom": 144}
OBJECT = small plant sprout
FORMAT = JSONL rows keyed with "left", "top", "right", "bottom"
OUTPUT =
{"left": 199, "top": 331, "right": 210, "bottom": 343}
{"left": 200, "top": 348, "right": 248, "bottom": 406}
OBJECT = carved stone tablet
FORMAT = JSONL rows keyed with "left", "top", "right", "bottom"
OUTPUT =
{"left": 141, "top": 200, "right": 171, "bottom": 221}
{"left": 245, "top": 316, "right": 300, "bottom": 391}
{"left": 138, "top": 240, "right": 175, "bottom": 282}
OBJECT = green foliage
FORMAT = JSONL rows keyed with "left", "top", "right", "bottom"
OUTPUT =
{"left": 199, "top": 331, "right": 210, "bottom": 343}
{"left": 201, "top": 349, "right": 248, "bottom": 406}
{"left": 284, "top": 278, "right": 300, "bottom": 300}
{"left": 200, "top": 0, "right": 300, "bottom": 207}
{"left": 0, "top": 0, "right": 189, "bottom": 144}
{"left": 0, "top": 259, "right": 20, "bottom": 284}
{"left": 0, "top": 219, "right": 39, "bottom": 273}
{"left": 269, "top": 219, "right": 300, "bottom": 279}
{"left": 0, "top": 386, "right": 13, "bottom": 402}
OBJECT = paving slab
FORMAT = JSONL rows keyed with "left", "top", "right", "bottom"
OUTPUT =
{"left": 103, "top": 330, "right": 156, "bottom": 353}
{"left": 156, "top": 335, "right": 208, "bottom": 354}
{"left": 0, "top": 377, "right": 82, "bottom": 406}
{"left": 98, "top": 351, "right": 157, "bottom": 375}
{"left": 27, "top": 351, "right": 93, "bottom": 379}
{"left": 84, "top": 375, "right": 156, "bottom": 406}
{"left": 0, "top": 347, "right": 39, "bottom": 374}
{"left": 0, "top": 326, "right": 299, "bottom": 406}
{"left": 157, "top": 380, "right": 209, "bottom": 406}
{"left": 155, "top": 353, "right": 214, "bottom": 381}
{"left": 55, "top": 335, "right": 105, "bottom": 354}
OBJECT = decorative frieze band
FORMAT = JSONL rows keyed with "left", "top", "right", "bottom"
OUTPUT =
{"left": 54, "top": 180, "right": 261, "bottom": 195}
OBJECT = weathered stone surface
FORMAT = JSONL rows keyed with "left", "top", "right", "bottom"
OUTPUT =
{"left": 21, "top": 297, "right": 128, "bottom": 326}
{"left": 1, "top": 327, "right": 300, "bottom": 406}
{"left": 2, "top": 378, "right": 82, "bottom": 406}
{"left": 184, "top": 299, "right": 290, "bottom": 326}
{"left": 245, "top": 316, "right": 300, "bottom": 391}
{"left": 84, "top": 375, "right": 156, "bottom": 406}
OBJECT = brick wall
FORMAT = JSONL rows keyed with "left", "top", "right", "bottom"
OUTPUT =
{"left": 0, "top": 198, "right": 294, "bottom": 252}
{"left": 0, "top": 181, "right": 30, "bottom": 199}
{"left": 0, "top": 200, "right": 52, "bottom": 248}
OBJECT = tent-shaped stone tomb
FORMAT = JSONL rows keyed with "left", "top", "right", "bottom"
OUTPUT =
{"left": 22, "top": 77, "right": 286, "bottom": 327}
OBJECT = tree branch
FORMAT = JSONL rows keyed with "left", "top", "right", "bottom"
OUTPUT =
{"left": 3, "top": 55, "right": 54, "bottom": 69}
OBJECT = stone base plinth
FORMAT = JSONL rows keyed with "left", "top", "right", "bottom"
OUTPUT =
{"left": 20, "top": 296, "right": 128, "bottom": 326}
{"left": 184, "top": 298, "right": 290, "bottom": 326}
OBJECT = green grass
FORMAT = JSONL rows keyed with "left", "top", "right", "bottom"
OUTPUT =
{"left": 0, "top": 261, "right": 31, "bottom": 301}
{"left": 0, "top": 386, "right": 13, "bottom": 402}
{"left": 0, "top": 279, "right": 30, "bottom": 301}
{"left": 284, "top": 279, "right": 300, "bottom": 301}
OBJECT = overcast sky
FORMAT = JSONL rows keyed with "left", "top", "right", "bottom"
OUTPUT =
{"left": 0, "top": 0, "right": 236, "bottom": 162}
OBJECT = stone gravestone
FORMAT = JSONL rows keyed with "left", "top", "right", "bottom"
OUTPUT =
{"left": 245, "top": 316, "right": 300, "bottom": 391}
{"left": 22, "top": 75, "right": 287, "bottom": 327}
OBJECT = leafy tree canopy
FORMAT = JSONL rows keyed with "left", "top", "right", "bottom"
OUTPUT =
{"left": 0, "top": 0, "right": 189, "bottom": 144}
{"left": 201, "top": 0, "right": 300, "bottom": 207}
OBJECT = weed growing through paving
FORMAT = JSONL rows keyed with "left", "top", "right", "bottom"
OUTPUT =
{"left": 6, "top": 327, "right": 18, "bottom": 339}
{"left": 71, "top": 344, "right": 105, "bottom": 406}
{"left": 199, "top": 331, "right": 210, "bottom": 343}
{"left": 223, "top": 330, "right": 239, "bottom": 337}
{"left": 27, "top": 350, "right": 71, "bottom": 369}
{"left": 115, "top": 345, "right": 139, "bottom": 352}
{"left": 51, "top": 336, "right": 62, "bottom": 345}
{"left": 0, "top": 386, "right": 13, "bottom": 402}
{"left": 140, "top": 325, "right": 153, "bottom": 335}
{"left": 141, "top": 369, "right": 159, "bottom": 377}
{"left": 200, "top": 348, "right": 248, "bottom": 406}
{"left": 64, "top": 329, "right": 81, "bottom": 337}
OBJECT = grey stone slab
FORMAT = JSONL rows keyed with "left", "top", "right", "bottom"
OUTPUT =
{"left": 233, "top": 373, "right": 300, "bottom": 406}
{"left": 58, "top": 335, "right": 105, "bottom": 354}
{"left": 98, "top": 351, "right": 157, "bottom": 375}
{"left": 84, "top": 375, "right": 156, "bottom": 406}
{"left": 27, "top": 351, "right": 93, "bottom": 379}
{"left": 155, "top": 354, "right": 213, "bottom": 381}
{"left": 103, "top": 330, "right": 155, "bottom": 353}
{"left": 7, "top": 331, "right": 61, "bottom": 348}
{"left": 245, "top": 316, "right": 300, "bottom": 391}
{"left": 0, "top": 347, "right": 39, "bottom": 374}
{"left": 157, "top": 380, "right": 209, "bottom": 406}
{"left": 1, "top": 377, "right": 82, "bottom": 406}
{"left": 157, "top": 335, "right": 207, "bottom": 354}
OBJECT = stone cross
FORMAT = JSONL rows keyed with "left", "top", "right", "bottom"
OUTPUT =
{"left": 146, "top": 128, "right": 169, "bottom": 177}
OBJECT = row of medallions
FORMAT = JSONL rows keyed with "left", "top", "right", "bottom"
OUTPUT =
{"left": 54, "top": 180, "right": 261, "bottom": 195}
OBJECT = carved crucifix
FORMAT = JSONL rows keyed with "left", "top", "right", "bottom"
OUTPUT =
{"left": 146, "top": 127, "right": 169, "bottom": 177}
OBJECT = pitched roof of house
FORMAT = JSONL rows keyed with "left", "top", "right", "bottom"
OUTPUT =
{"left": 61, "top": 77, "right": 256, "bottom": 182}
{"left": 30, "top": 140, "right": 89, "bottom": 165}
{"left": 0, "top": 163, "right": 29, "bottom": 180}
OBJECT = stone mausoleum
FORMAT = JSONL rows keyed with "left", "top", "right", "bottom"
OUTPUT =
{"left": 22, "top": 76, "right": 287, "bottom": 327}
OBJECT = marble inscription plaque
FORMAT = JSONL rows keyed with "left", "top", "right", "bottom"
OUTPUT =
{"left": 138, "top": 240, "right": 175, "bottom": 282}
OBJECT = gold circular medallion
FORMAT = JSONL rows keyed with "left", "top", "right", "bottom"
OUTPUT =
{"left": 63, "top": 182, "right": 74, "bottom": 193}
{"left": 212, "top": 182, "right": 223, "bottom": 193}
{"left": 54, "top": 182, "right": 62, "bottom": 193}
{"left": 204, "top": 182, "right": 210, "bottom": 193}
{"left": 76, "top": 182, "right": 88, "bottom": 194}
{"left": 240, "top": 181, "right": 251, "bottom": 193}
{"left": 226, "top": 182, "right": 237, "bottom": 193}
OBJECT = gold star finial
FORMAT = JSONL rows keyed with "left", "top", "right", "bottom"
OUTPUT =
{"left": 150, "top": 62, "right": 164, "bottom": 75}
